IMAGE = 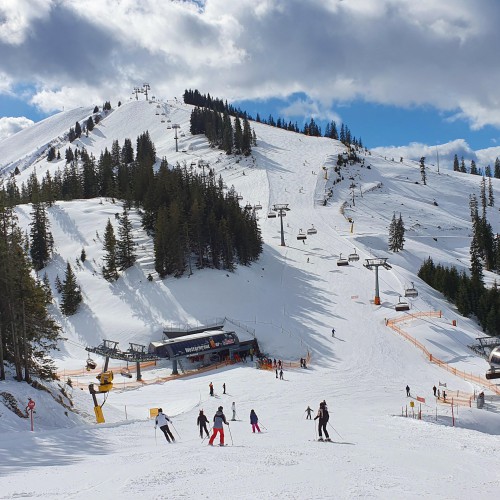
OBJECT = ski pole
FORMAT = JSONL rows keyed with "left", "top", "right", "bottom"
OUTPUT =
{"left": 328, "top": 422, "right": 343, "bottom": 440}
{"left": 155, "top": 427, "right": 157, "bottom": 446}
{"left": 202, "top": 426, "right": 212, "bottom": 443}
{"left": 171, "top": 422, "right": 181, "bottom": 440}
{"left": 258, "top": 421, "right": 268, "bottom": 431}
{"left": 314, "top": 422, "right": 317, "bottom": 441}
{"left": 227, "top": 424, "right": 234, "bottom": 446}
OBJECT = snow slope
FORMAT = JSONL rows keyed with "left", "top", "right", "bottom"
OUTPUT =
{"left": 1, "top": 100, "right": 500, "bottom": 499}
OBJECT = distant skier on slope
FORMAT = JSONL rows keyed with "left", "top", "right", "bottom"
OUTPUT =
{"left": 209, "top": 382, "right": 214, "bottom": 396}
{"left": 250, "top": 409, "right": 262, "bottom": 433}
{"left": 197, "top": 410, "right": 210, "bottom": 439}
{"left": 406, "top": 385, "right": 410, "bottom": 397}
{"left": 209, "top": 406, "right": 229, "bottom": 446}
{"left": 155, "top": 408, "right": 175, "bottom": 443}
{"left": 314, "top": 401, "right": 330, "bottom": 441}
{"left": 305, "top": 406, "right": 313, "bottom": 419}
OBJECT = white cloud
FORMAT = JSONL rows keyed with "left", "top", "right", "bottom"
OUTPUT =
{"left": 1, "top": 0, "right": 500, "bottom": 131}
{"left": 0, "top": 116, "right": 34, "bottom": 140}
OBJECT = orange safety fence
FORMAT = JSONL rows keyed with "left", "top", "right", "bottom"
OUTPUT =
{"left": 57, "top": 360, "right": 157, "bottom": 378}
{"left": 257, "top": 351, "right": 311, "bottom": 370}
{"left": 386, "top": 311, "right": 500, "bottom": 396}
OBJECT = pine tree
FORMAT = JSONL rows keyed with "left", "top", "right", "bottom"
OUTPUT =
{"left": 495, "top": 157, "right": 500, "bottom": 179}
{"left": 419, "top": 157, "right": 426, "bottom": 185}
{"left": 29, "top": 202, "right": 53, "bottom": 271}
{"left": 55, "top": 274, "right": 63, "bottom": 293}
{"left": 233, "top": 116, "right": 243, "bottom": 154}
{"left": 470, "top": 160, "right": 478, "bottom": 175}
{"left": 86, "top": 116, "right": 95, "bottom": 132}
{"left": 102, "top": 219, "right": 119, "bottom": 281}
{"left": 61, "top": 262, "right": 82, "bottom": 315}
{"left": 47, "top": 147, "right": 56, "bottom": 161}
{"left": 116, "top": 207, "right": 136, "bottom": 270}
{"left": 396, "top": 213, "right": 406, "bottom": 251}
{"left": 388, "top": 213, "right": 398, "bottom": 251}
{"left": 80, "top": 248, "right": 86, "bottom": 263}
{"left": 480, "top": 176, "right": 487, "bottom": 217}
{"left": 460, "top": 157, "right": 467, "bottom": 173}
{"left": 453, "top": 154, "right": 459, "bottom": 172}
{"left": 488, "top": 178, "right": 494, "bottom": 206}
{"left": 75, "top": 121, "right": 82, "bottom": 138}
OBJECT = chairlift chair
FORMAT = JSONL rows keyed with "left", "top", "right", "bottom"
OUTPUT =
{"left": 267, "top": 211, "right": 277, "bottom": 218}
{"left": 245, "top": 203, "right": 253, "bottom": 210}
{"left": 337, "top": 253, "right": 349, "bottom": 266}
{"left": 161, "top": 119, "right": 165, "bottom": 123}
{"left": 167, "top": 125, "right": 172, "bottom": 129}
{"left": 404, "top": 282, "right": 418, "bottom": 298}
{"left": 236, "top": 194, "right": 243, "bottom": 200}
{"left": 120, "top": 367, "right": 133, "bottom": 378}
{"left": 86, "top": 355, "right": 97, "bottom": 371}
{"left": 254, "top": 202, "right": 262, "bottom": 210}
{"left": 306, "top": 225, "right": 317, "bottom": 235}
{"left": 297, "top": 229, "right": 307, "bottom": 241}
{"left": 395, "top": 296, "right": 410, "bottom": 312}
{"left": 155, "top": 111, "right": 159, "bottom": 115}
{"left": 348, "top": 249, "right": 360, "bottom": 262}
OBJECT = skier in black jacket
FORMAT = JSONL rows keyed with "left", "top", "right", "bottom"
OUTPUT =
{"left": 197, "top": 410, "right": 210, "bottom": 438}
{"left": 314, "top": 401, "right": 330, "bottom": 441}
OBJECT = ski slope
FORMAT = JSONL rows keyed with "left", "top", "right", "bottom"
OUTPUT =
{"left": 1, "top": 100, "right": 500, "bottom": 499}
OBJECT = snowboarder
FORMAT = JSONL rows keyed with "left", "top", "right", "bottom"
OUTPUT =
{"left": 209, "top": 382, "right": 214, "bottom": 396}
{"left": 305, "top": 406, "right": 313, "bottom": 419}
{"left": 223, "top": 383, "right": 226, "bottom": 394}
{"left": 250, "top": 409, "right": 262, "bottom": 433}
{"left": 314, "top": 401, "right": 330, "bottom": 441}
{"left": 209, "top": 406, "right": 229, "bottom": 446}
{"left": 231, "top": 402, "right": 236, "bottom": 421}
{"left": 331, "top": 328, "right": 335, "bottom": 337}
{"left": 197, "top": 410, "right": 210, "bottom": 438}
{"left": 155, "top": 408, "right": 175, "bottom": 443}
{"left": 433, "top": 385, "right": 437, "bottom": 397}
{"left": 279, "top": 369, "right": 284, "bottom": 380}
{"left": 406, "top": 385, "right": 410, "bottom": 397}
{"left": 275, "top": 368, "right": 278, "bottom": 379}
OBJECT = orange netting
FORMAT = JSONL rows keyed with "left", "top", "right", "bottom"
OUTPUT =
{"left": 386, "top": 311, "right": 500, "bottom": 396}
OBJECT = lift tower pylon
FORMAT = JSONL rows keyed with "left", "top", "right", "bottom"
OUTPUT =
{"left": 363, "top": 258, "right": 392, "bottom": 305}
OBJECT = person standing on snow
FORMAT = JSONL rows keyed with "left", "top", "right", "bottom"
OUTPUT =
{"left": 314, "top": 401, "right": 330, "bottom": 441}
{"left": 305, "top": 406, "right": 313, "bottom": 419}
{"left": 197, "top": 410, "right": 210, "bottom": 439}
{"left": 223, "top": 383, "right": 226, "bottom": 394}
{"left": 279, "top": 369, "right": 284, "bottom": 380}
{"left": 250, "top": 409, "right": 262, "bottom": 433}
{"left": 433, "top": 385, "right": 437, "bottom": 397}
{"left": 209, "top": 382, "right": 214, "bottom": 396}
{"left": 406, "top": 385, "right": 410, "bottom": 397}
{"left": 155, "top": 408, "right": 175, "bottom": 443}
{"left": 209, "top": 406, "right": 229, "bottom": 446}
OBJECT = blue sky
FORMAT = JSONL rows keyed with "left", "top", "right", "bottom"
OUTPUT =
{"left": 3, "top": 0, "right": 500, "bottom": 166}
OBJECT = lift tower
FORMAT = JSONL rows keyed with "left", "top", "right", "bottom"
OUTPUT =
{"left": 172, "top": 124, "right": 180, "bottom": 152}
{"left": 363, "top": 258, "right": 392, "bottom": 305}
{"left": 270, "top": 204, "right": 291, "bottom": 246}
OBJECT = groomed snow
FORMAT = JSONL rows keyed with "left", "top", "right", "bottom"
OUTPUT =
{"left": 1, "top": 99, "right": 500, "bottom": 499}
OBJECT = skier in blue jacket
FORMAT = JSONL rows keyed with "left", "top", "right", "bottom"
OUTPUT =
{"left": 250, "top": 409, "right": 261, "bottom": 433}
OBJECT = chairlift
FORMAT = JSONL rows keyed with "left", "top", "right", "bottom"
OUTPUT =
{"left": 297, "top": 229, "right": 307, "bottom": 241}
{"left": 161, "top": 119, "right": 165, "bottom": 123}
{"left": 267, "top": 211, "right": 277, "bottom": 218}
{"left": 245, "top": 203, "right": 253, "bottom": 210}
{"left": 120, "top": 365, "right": 133, "bottom": 378}
{"left": 337, "top": 253, "right": 349, "bottom": 266}
{"left": 236, "top": 194, "right": 243, "bottom": 201}
{"left": 306, "top": 225, "right": 317, "bottom": 235}
{"left": 155, "top": 111, "right": 159, "bottom": 116}
{"left": 348, "top": 249, "right": 360, "bottom": 262}
{"left": 156, "top": 104, "right": 160, "bottom": 108}
{"left": 167, "top": 125, "right": 172, "bottom": 129}
{"left": 486, "top": 368, "right": 500, "bottom": 380}
{"left": 395, "top": 296, "right": 410, "bottom": 312}
{"left": 254, "top": 202, "right": 262, "bottom": 210}
{"left": 404, "top": 282, "right": 418, "bottom": 298}
{"left": 86, "top": 355, "right": 97, "bottom": 371}
{"left": 167, "top": 119, "right": 171, "bottom": 122}
{"left": 180, "top": 133, "right": 185, "bottom": 137}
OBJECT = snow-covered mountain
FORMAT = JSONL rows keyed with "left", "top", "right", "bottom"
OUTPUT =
{"left": 1, "top": 99, "right": 499, "bottom": 499}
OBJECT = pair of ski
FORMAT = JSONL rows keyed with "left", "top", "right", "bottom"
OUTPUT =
{"left": 312, "top": 438, "right": 333, "bottom": 442}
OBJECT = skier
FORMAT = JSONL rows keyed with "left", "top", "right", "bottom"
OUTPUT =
{"left": 250, "top": 409, "right": 261, "bottom": 433}
{"left": 208, "top": 406, "right": 229, "bottom": 446}
{"left": 275, "top": 368, "right": 278, "bottom": 379}
{"left": 209, "top": 382, "right": 214, "bottom": 396}
{"left": 406, "top": 385, "right": 410, "bottom": 397}
{"left": 433, "top": 385, "right": 437, "bottom": 397}
{"left": 305, "top": 406, "right": 313, "bottom": 419}
{"left": 155, "top": 408, "right": 175, "bottom": 443}
{"left": 197, "top": 410, "right": 210, "bottom": 439}
{"left": 331, "top": 328, "right": 335, "bottom": 337}
{"left": 223, "top": 383, "right": 226, "bottom": 394}
{"left": 231, "top": 401, "right": 236, "bottom": 421}
{"left": 279, "top": 369, "right": 283, "bottom": 380}
{"left": 314, "top": 401, "right": 330, "bottom": 441}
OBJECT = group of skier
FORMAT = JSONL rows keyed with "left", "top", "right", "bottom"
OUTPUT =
{"left": 156, "top": 400, "right": 331, "bottom": 445}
